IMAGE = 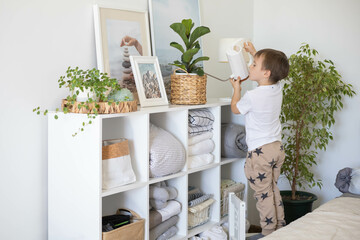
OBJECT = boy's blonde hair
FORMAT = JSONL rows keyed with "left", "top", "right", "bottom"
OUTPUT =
{"left": 255, "top": 49, "right": 289, "bottom": 83}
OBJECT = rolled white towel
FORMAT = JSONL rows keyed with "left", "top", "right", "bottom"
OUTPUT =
{"left": 188, "top": 139, "right": 215, "bottom": 156}
{"left": 189, "top": 132, "right": 213, "bottom": 145}
{"left": 188, "top": 154, "right": 214, "bottom": 169}
{"left": 199, "top": 225, "right": 227, "bottom": 240}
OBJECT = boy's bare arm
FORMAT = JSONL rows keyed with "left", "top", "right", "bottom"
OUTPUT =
{"left": 230, "top": 77, "right": 241, "bottom": 114}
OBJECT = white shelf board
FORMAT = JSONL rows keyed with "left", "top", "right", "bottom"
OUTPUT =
{"left": 148, "top": 171, "right": 187, "bottom": 185}
{"left": 187, "top": 162, "right": 220, "bottom": 174}
{"left": 102, "top": 181, "right": 148, "bottom": 197}
{"left": 220, "top": 157, "right": 245, "bottom": 166}
{"left": 187, "top": 221, "right": 218, "bottom": 238}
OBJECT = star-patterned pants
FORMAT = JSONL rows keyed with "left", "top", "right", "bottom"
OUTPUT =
{"left": 244, "top": 141, "right": 285, "bottom": 236}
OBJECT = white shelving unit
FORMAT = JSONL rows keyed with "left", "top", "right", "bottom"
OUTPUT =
{"left": 48, "top": 98, "right": 248, "bottom": 240}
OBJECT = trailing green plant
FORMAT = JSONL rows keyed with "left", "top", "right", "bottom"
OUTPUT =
{"left": 169, "top": 19, "right": 210, "bottom": 76}
{"left": 34, "top": 66, "right": 122, "bottom": 136}
{"left": 280, "top": 43, "right": 356, "bottom": 200}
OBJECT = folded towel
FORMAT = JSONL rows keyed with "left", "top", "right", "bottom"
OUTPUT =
{"left": 188, "top": 109, "right": 215, "bottom": 127}
{"left": 188, "top": 153, "right": 214, "bottom": 169}
{"left": 189, "top": 132, "right": 213, "bottom": 145}
{"left": 156, "top": 226, "right": 178, "bottom": 240}
{"left": 221, "top": 123, "right": 247, "bottom": 158}
{"left": 189, "top": 125, "right": 213, "bottom": 136}
{"left": 189, "top": 194, "right": 213, "bottom": 207}
{"left": 149, "top": 210, "right": 162, "bottom": 229}
{"left": 150, "top": 199, "right": 167, "bottom": 210}
{"left": 335, "top": 167, "right": 352, "bottom": 193}
{"left": 149, "top": 200, "right": 181, "bottom": 229}
{"left": 188, "top": 192, "right": 204, "bottom": 201}
{"left": 199, "top": 225, "right": 227, "bottom": 240}
{"left": 188, "top": 139, "right": 215, "bottom": 156}
{"left": 150, "top": 215, "right": 179, "bottom": 240}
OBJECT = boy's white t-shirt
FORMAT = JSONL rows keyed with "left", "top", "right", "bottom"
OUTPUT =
{"left": 236, "top": 83, "right": 282, "bottom": 151}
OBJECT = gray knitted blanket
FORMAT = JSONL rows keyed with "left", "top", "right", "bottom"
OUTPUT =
{"left": 221, "top": 123, "right": 247, "bottom": 158}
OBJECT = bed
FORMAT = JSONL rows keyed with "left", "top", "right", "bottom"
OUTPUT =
{"left": 262, "top": 166, "right": 360, "bottom": 240}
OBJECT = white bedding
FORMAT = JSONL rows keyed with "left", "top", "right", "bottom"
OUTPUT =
{"left": 262, "top": 196, "right": 360, "bottom": 240}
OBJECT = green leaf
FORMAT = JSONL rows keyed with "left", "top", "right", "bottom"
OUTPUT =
{"left": 170, "top": 42, "right": 185, "bottom": 53}
{"left": 182, "top": 48, "right": 199, "bottom": 64}
{"left": 170, "top": 23, "right": 189, "bottom": 48}
{"left": 189, "top": 26, "right": 210, "bottom": 46}
{"left": 181, "top": 19, "right": 193, "bottom": 36}
{"left": 189, "top": 56, "right": 209, "bottom": 70}
{"left": 54, "top": 115, "right": 58, "bottom": 119}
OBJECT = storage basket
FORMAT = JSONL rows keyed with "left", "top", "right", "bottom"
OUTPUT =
{"left": 102, "top": 138, "right": 136, "bottom": 189}
{"left": 188, "top": 198, "right": 215, "bottom": 229}
{"left": 102, "top": 209, "right": 145, "bottom": 240}
{"left": 170, "top": 69, "right": 207, "bottom": 105}
{"left": 221, "top": 182, "right": 245, "bottom": 217}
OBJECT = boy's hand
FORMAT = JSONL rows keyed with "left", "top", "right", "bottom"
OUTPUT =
{"left": 230, "top": 77, "right": 242, "bottom": 90}
{"left": 244, "top": 42, "right": 256, "bottom": 56}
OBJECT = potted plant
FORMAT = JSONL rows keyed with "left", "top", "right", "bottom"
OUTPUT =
{"left": 34, "top": 66, "right": 136, "bottom": 136}
{"left": 169, "top": 19, "right": 210, "bottom": 105}
{"left": 280, "top": 43, "right": 356, "bottom": 223}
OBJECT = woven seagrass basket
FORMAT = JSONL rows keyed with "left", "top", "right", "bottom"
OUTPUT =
{"left": 170, "top": 69, "right": 207, "bottom": 105}
{"left": 61, "top": 99, "right": 137, "bottom": 114}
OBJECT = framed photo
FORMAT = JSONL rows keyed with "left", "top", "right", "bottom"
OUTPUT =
{"left": 93, "top": 5, "right": 152, "bottom": 101}
{"left": 148, "top": 0, "right": 203, "bottom": 99}
{"left": 130, "top": 56, "right": 168, "bottom": 107}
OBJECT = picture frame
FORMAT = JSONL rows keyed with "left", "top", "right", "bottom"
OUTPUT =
{"left": 93, "top": 5, "right": 152, "bottom": 101}
{"left": 129, "top": 56, "right": 168, "bottom": 107}
{"left": 148, "top": 0, "right": 203, "bottom": 99}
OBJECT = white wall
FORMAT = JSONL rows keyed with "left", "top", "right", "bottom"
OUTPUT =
{"left": 253, "top": 0, "right": 360, "bottom": 207}
{"left": 0, "top": 0, "right": 251, "bottom": 239}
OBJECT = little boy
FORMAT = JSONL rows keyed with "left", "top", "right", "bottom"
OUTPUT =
{"left": 230, "top": 42, "right": 289, "bottom": 239}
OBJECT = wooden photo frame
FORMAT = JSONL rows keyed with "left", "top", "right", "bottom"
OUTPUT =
{"left": 93, "top": 5, "right": 151, "bottom": 101}
{"left": 129, "top": 56, "right": 168, "bottom": 107}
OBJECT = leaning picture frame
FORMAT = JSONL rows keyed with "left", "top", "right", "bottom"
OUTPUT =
{"left": 93, "top": 4, "right": 152, "bottom": 102}
{"left": 129, "top": 56, "right": 168, "bottom": 107}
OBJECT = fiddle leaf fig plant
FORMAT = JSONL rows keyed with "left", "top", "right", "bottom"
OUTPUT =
{"left": 280, "top": 43, "right": 356, "bottom": 200}
{"left": 34, "top": 66, "right": 122, "bottom": 136}
{"left": 169, "top": 19, "right": 210, "bottom": 76}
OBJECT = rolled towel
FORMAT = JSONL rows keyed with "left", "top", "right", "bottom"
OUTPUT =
{"left": 149, "top": 200, "right": 181, "bottom": 229}
{"left": 188, "top": 194, "right": 213, "bottom": 207}
{"left": 188, "top": 139, "right": 215, "bottom": 156}
{"left": 150, "top": 186, "right": 169, "bottom": 201}
{"left": 149, "top": 185, "right": 178, "bottom": 209}
{"left": 221, "top": 123, "right": 247, "bottom": 158}
{"left": 150, "top": 215, "right": 179, "bottom": 240}
{"left": 156, "top": 226, "right": 178, "bottom": 240}
{"left": 188, "top": 153, "right": 214, "bottom": 169}
{"left": 335, "top": 167, "right": 352, "bottom": 193}
{"left": 150, "top": 198, "right": 167, "bottom": 210}
{"left": 188, "top": 125, "right": 213, "bottom": 136}
{"left": 164, "top": 186, "right": 178, "bottom": 200}
{"left": 149, "top": 210, "right": 162, "bottom": 229}
{"left": 189, "top": 131, "right": 213, "bottom": 145}
{"left": 188, "top": 109, "right": 215, "bottom": 127}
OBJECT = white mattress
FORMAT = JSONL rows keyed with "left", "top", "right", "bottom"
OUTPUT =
{"left": 262, "top": 196, "right": 360, "bottom": 240}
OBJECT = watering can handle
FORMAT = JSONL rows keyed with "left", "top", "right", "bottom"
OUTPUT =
{"left": 233, "top": 39, "right": 254, "bottom": 67}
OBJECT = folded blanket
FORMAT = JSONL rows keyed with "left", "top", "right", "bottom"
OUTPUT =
{"left": 188, "top": 153, "right": 214, "bottom": 169}
{"left": 188, "top": 139, "right": 215, "bottom": 156}
{"left": 221, "top": 123, "right": 247, "bottom": 158}
{"left": 189, "top": 132, "right": 213, "bottom": 145}
{"left": 150, "top": 215, "right": 179, "bottom": 240}
{"left": 188, "top": 109, "right": 215, "bottom": 127}
{"left": 149, "top": 200, "right": 181, "bottom": 229}
{"left": 189, "top": 194, "right": 213, "bottom": 207}
{"left": 156, "top": 226, "right": 178, "bottom": 240}
{"left": 189, "top": 125, "right": 213, "bottom": 136}
{"left": 335, "top": 167, "right": 353, "bottom": 193}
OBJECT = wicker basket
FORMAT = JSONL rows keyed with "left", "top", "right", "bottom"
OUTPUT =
{"left": 170, "top": 69, "right": 207, "bottom": 105}
{"left": 61, "top": 99, "right": 137, "bottom": 114}
{"left": 221, "top": 182, "right": 245, "bottom": 217}
{"left": 188, "top": 198, "right": 215, "bottom": 229}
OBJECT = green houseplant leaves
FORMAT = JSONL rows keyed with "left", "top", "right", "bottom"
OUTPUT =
{"left": 280, "top": 43, "right": 356, "bottom": 200}
{"left": 169, "top": 19, "right": 210, "bottom": 76}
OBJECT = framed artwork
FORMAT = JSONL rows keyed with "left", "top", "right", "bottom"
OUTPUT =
{"left": 93, "top": 5, "right": 152, "bottom": 101}
{"left": 129, "top": 56, "right": 168, "bottom": 107}
{"left": 148, "top": 0, "right": 203, "bottom": 99}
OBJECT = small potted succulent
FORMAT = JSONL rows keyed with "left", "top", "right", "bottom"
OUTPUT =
{"left": 169, "top": 19, "right": 210, "bottom": 105}
{"left": 280, "top": 43, "right": 356, "bottom": 222}
{"left": 34, "top": 66, "right": 136, "bottom": 136}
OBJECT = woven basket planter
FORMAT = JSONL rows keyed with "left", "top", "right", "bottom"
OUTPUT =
{"left": 170, "top": 69, "right": 207, "bottom": 105}
{"left": 61, "top": 99, "right": 137, "bottom": 114}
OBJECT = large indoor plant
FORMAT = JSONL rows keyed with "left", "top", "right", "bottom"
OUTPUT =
{"left": 280, "top": 43, "right": 356, "bottom": 222}
{"left": 169, "top": 19, "right": 210, "bottom": 104}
